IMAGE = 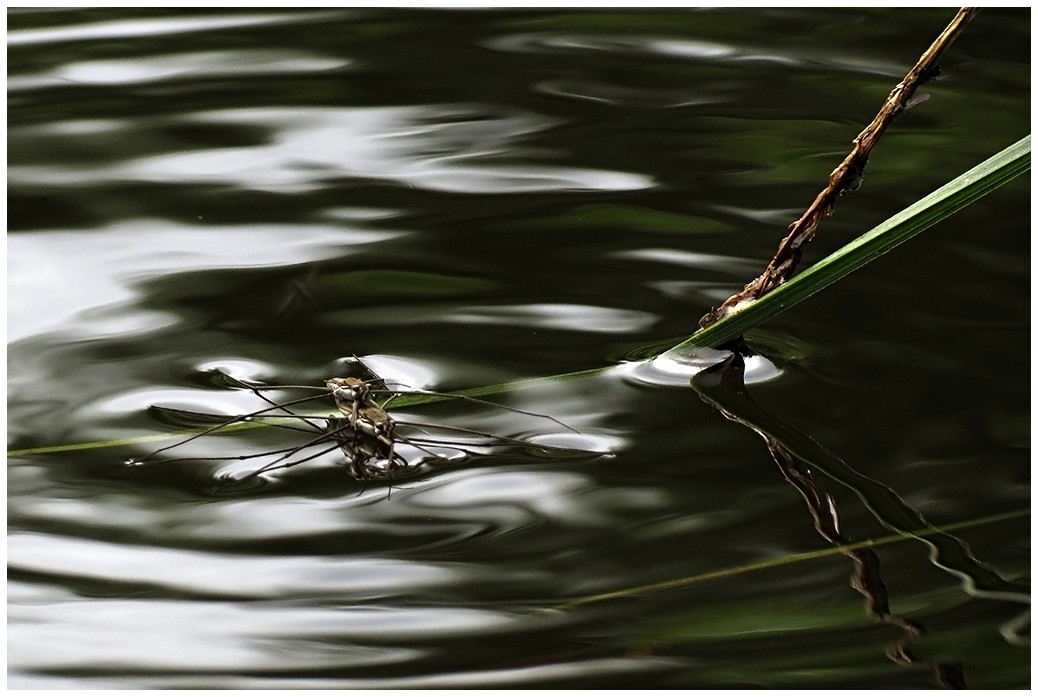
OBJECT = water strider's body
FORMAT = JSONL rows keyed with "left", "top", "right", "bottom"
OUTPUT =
{"left": 326, "top": 375, "right": 401, "bottom": 466}
{"left": 326, "top": 377, "right": 374, "bottom": 422}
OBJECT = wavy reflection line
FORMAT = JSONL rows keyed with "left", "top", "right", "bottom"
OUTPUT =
{"left": 691, "top": 352, "right": 1030, "bottom": 648}
{"left": 692, "top": 354, "right": 1030, "bottom": 600}
{"left": 697, "top": 353, "right": 963, "bottom": 685}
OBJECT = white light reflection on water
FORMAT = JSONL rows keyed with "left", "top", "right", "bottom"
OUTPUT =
{"left": 8, "top": 530, "right": 458, "bottom": 600}
{"left": 445, "top": 303, "right": 658, "bottom": 334}
{"left": 617, "top": 348, "right": 782, "bottom": 387}
{"left": 7, "top": 221, "right": 401, "bottom": 343}
{"left": 336, "top": 353, "right": 441, "bottom": 392}
{"left": 12, "top": 578, "right": 653, "bottom": 690}
{"left": 7, "top": 11, "right": 337, "bottom": 47}
{"left": 489, "top": 29, "right": 907, "bottom": 77}
{"left": 107, "top": 107, "right": 653, "bottom": 195}
{"left": 614, "top": 246, "right": 760, "bottom": 275}
{"left": 11, "top": 50, "right": 348, "bottom": 89}
{"left": 9, "top": 107, "right": 655, "bottom": 196}
{"left": 487, "top": 32, "right": 728, "bottom": 59}
{"left": 9, "top": 587, "right": 442, "bottom": 678}
{"left": 405, "top": 467, "right": 660, "bottom": 529}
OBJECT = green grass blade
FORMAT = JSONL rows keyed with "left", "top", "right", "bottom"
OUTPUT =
{"left": 666, "top": 135, "right": 1031, "bottom": 357}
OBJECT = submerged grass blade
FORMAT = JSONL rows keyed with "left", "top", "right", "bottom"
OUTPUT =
{"left": 6, "top": 419, "right": 274, "bottom": 457}
{"left": 666, "top": 135, "right": 1030, "bottom": 356}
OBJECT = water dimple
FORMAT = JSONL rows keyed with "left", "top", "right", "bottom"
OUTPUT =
{"left": 617, "top": 350, "right": 782, "bottom": 388}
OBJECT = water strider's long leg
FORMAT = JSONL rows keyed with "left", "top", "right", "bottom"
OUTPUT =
{"left": 150, "top": 406, "right": 327, "bottom": 437}
{"left": 393, "top": 419, "right": 598, "bottom": 456}
{"left": 374, "top": 380, "right": 581, "bottom": 433}
{"left": 221, "top": 375, "right": 331, "bottom": 432}
{"left": 226, "top": 441, "right": 347, "bottom": 487}
{"left": 348, "top": 354, "right": 394, "bottom": 398}
{"left": 140, "top": 382, "right": 402, "bottom": 480}
{"left": 143, "top": 413, "right": 366, "bottom": 467}
{"left": 138, "top": 391, "right": 335, "bottom": 461}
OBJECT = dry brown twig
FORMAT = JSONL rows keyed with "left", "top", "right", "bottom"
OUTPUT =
{"left": 699, "top": 7, "right": 979, "bottom": 330}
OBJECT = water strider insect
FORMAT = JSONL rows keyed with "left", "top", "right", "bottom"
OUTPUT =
{"left": 131, "top": 356, "right": 600, "bottom": 490}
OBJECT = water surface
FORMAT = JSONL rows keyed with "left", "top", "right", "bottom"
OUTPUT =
{"left": 8, "top": 8, "right": 1029, "bottom": 689}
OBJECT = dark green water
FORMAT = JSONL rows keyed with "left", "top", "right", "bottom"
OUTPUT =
{"left": 7, "top": 8, "right": 1029, "bottom": 689}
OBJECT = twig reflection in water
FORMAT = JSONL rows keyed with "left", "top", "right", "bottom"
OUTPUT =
{"left": 132, "top": 356, "right": 599, "bottom": 490}
{"left": 692, "top": 352, "right": 1029, "bottom": 689}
